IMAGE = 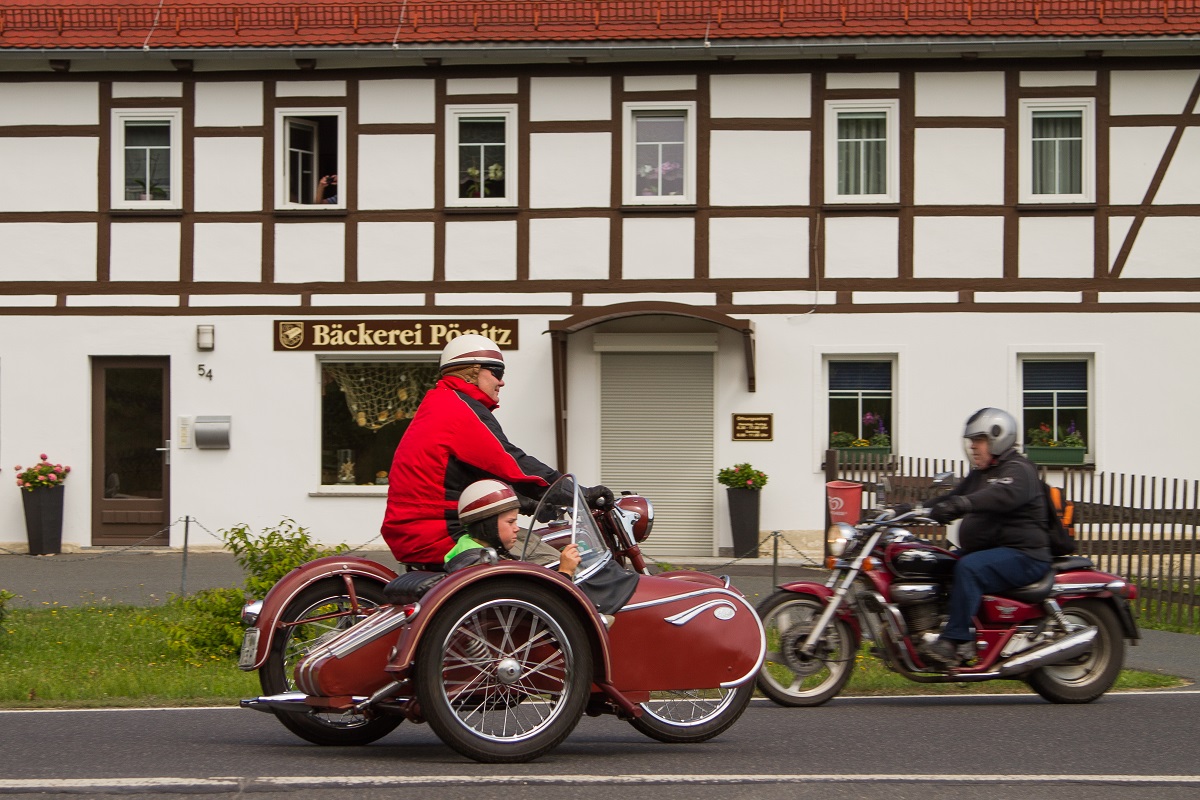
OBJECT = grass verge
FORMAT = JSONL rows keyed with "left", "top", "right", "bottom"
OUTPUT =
{"left": 0, "top": 604, "right": 1187, "bottom": 709}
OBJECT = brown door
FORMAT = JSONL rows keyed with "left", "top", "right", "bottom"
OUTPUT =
{"left": 91, "top": 357, "right": 170, "bottom": 545}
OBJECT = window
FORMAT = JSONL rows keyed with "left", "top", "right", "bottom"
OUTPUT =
{"left": 446, "top": 106, "right": 517, "bottom": 208}
{"left": 1021, "top": 359, "right": 1090, "bottom": 456}
{"left": 111, "top": 109, "right": 182, "bottom": 210}
{"left": 828, "top": 360, "right": 894, "bottom": 450}
{"left": 275, "top": 109, "right": 345, "bottom": 209}
{"left": 824, "top": 100, "right": 899, "bottom": 204}
{"left": 1019, "top": 99, "right": 1094, "bottom": 203}
{"left": 320, "top": 360, "right": 440, "bottom": 487}
{"left": 623, "top": 102, "right": 696, "bottom": 205}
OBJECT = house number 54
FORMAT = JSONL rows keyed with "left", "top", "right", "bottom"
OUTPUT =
{"left": 197, "top": 364, "right": 213, "bottom": 380}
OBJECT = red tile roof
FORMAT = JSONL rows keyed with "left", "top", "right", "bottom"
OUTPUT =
{"left": 0, "top": 1, "right": 1197, "bottom": 51}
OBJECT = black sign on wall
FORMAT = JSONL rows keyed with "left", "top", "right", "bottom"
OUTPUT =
{"left": 274, "top": 320, "right": 519, "bottom": 351}
{"left": 732, "top": 414, "right": 773, "bottom": 441}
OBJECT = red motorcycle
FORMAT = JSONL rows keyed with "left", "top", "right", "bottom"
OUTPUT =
{"left": 238, "top": 476, "right": 765, "bottom": 763}
{"left": 756, "top": 489, "right": 1139, "bottom": 707}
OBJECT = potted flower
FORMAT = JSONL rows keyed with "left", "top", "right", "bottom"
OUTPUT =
{"left": 717, "top": 463, "right": 768, "bottom": 558}
{"left": 14, "top": 454, "right": 71, "bottom": 555}
{"left": 1025, "top": 422, "right": 1087, "bottom": 465}
{"left": 831, "top": 412, "right": 892, "bottom": 460}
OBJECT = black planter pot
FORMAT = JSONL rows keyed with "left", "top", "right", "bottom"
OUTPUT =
{"left": 726, "top": 487, "right": 761, "bottom": 558}
{"left": 22, "top": 487, "right": 64, "bottom": 555}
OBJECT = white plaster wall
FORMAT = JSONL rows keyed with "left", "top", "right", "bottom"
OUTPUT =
{"left": 708, "top": 217, "right": 808, "bottom": 279}
{"left": 825, "top": 72, "right": 899, "bottom": 90}
{"left": 109, "top": 223, "right": 181, "bottom": 282}
{"left": 914, "top": 72, "right": 1005, "bottom": 117}
{"left": 1019, "top": 71, "right": 1097, "bottom": 87}
{"left": 529, "top": 132, "right": 611, "bottom": 208}
{"left": 824, "top": 217, "right": 898, "bottom": 278}
{"left": 0, "top": 223, "right": 95, "bottom": 281}
{"left": 914, "top": 128, "right": 1005, "bottom": 205}
{"left": 194, "top": 82, "right": 264, "bottom": 127}
{"left": 358, "top": 222, "right": 436, "bottom": 282}
{"left": 1110, "top": 70, "right": 1199, "bottom": 115}
{"left": 913, "top": 216, "right": 1004, "bottom": 278}
{"left": 709, "top": 130, "right": 809, "bottom": 207}
{"left": 1108, "top": 217, "right": 1134, "bottom": 271}
{"left": 1154, "top": 128, "right": 1200, "bottom": 205}
{"left": 1019, "top": 217, "right": 1094, "bottom": 278}
{"left": 529, "top": 218, "right": 610, "bottom": 280}
{"left": 529, "top": 77, "right": 612, "bottom": 121}
{"left": 193, "top": 138, "right": 262, "bottom": 212}
{"left": 710, "top": 73, "right": 810, "bottom": 118}
{"left": 0, "top": 83, "right": 97, "bottom": 125}
{"left": 274, "top": 224, "right": 346, "bottom": 283}
{"left": 444, "top": 220, "right": 517, "bottom": 281}
{"left": 447, "top": 78, "right": 518, "bottom": 95}
{"left": 358, "top": 134, "right": 435, "bottom": 210}
{"left": 0, "top": 138, "right": 97, "bottom": 212}
{"left": 359, "top": 79, "right": 436, "bottom": 124}
{"left": 625, "top": 75, "right": 696, "bottom": 92}
{"left": 193, "top": 223, "right": 263, "bottom": 282}
{"left": 1109, "top": 127, "right": 1174, "bottom": 205}
{"left": 621, "top": 217, "right": 695, "bottom": 280}
{"left": 1121, "top": 217, "right": 1200, "bottom": 278}
{"left": 276, "top": 80, "right": 346, "bottom": 97}
{"left": 112, "top": 82, "right": 182, "bottom": 98}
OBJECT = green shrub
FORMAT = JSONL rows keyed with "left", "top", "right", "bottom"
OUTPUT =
{"left": 160, "top": 587, "right": 247, "bottom": 658}
{"left": 0, "top": 589, "right": 14, "bottom": 629}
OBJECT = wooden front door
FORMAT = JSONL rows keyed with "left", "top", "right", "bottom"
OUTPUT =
{"left": 91, "top": 357, "right": 170, "bottom": 545}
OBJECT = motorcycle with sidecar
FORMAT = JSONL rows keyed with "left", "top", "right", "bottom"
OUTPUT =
{"left": 238, "top": 475, "right": 765, "bottom": 762}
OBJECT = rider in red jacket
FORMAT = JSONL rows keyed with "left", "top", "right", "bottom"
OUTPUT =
{"left": 380, "top": 334, "right": 577, "bottom": 568}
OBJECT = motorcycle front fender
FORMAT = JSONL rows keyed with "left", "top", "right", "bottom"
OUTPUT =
{"left": 773, "top": 581, "right": 862, "bottom": 636}
{"left": 242, "top": 555, "right": 399, "bottom": 671}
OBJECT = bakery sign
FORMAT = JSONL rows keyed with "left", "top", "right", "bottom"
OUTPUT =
{"left": 274, "top": 319, "right": 519, "bottom": 351}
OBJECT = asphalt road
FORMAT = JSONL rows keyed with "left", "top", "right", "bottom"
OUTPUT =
{"left": 2, "top": 692, "right": 1199, "bottom": 798}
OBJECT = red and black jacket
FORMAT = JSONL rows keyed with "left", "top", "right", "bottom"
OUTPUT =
{"left": 380, "top": 374, "right": 560, "bottom": 565}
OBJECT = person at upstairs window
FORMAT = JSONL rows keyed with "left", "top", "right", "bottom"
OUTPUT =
{"left": 920, "top": 407, "right": 1052, "bottom": 667}
{"left": 443, "top": 479, "right": 580, "bottom": 578}
{"left": 314, "top": 174, "right": 338, "bottom": 204}
{"left": 380, "top": 333, "right": 613, "bottom": 570}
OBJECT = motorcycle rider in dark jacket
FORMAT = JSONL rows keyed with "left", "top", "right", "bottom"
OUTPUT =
{"left": 922, "top": 407, "right": 1052, "bottom": 666}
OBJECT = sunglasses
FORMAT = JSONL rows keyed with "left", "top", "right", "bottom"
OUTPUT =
{"left": 481, "top": 365, "right": 505, "bottom": 380}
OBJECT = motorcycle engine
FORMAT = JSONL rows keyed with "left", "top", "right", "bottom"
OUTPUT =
{"left": 890, "top": 582, "right": 945, "bottom": 636}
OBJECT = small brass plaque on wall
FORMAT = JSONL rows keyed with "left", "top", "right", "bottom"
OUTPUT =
{"left": 732, "top": 414, "right": 773, "bottom": 441}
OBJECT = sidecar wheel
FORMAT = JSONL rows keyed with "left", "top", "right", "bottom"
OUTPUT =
{"left": 629, "top": 681, "right": 754, "bottom": 744}
{"left": 261, "top": 577, "right": 402, "bottom": 746}
{"left": 415, "top": 579, "right": 592, "bottom": 763}
{"left": 1025, "top": 599, "right": 1124, "bottom": 704}
{"left": 755, "top": 593, "right": 856, "bottom": 707}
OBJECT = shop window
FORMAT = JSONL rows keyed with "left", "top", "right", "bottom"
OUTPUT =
{"left": 320, "top": 361, "right": 440, "bottom": 486}
{"left": 824, "top": 100, "right": 899, "bottom": 204}
{"left": 623, "top": 101, "right": 696, "bottom": 205}
{"left": 111, "top": 109, "right": 182, "bottom": 210}
{"left": 276, "top": 109, "right": 345, "bottom": 208}
{"left": 828, "top": 360, "right": 894, "bottom": 450}
{"left": 446, "top": 105, "right": 517, "bottom": 207}
{"left": 1019, "top": 99, "right": 1095, "bottom": 203}
{"left": 1022, "top": 359, "right": 1090, "bottom": 458}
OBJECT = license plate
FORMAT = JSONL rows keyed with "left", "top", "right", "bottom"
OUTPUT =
{"left": 238, "top": 628, "right": 261, "bottom": 670}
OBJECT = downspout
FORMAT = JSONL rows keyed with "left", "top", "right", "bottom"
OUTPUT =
{"left": 549, "top": 329, "right": 569, "bottom": 472}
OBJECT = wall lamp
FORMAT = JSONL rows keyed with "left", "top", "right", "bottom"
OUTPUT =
{"left": 196, "top": 324, "right": 215, "bottom": 351}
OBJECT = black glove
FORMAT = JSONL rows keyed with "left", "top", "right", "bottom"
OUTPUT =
{"left": 928, "top": 495, "right": 970, "bottom": 524}
{"left": 890, "top": 503, "right": 914, "bottom": 516}
{"left": 517, "top": 495, "right": 539, "bottom": 516}
{"left": 583, "top": 485, "right": 614, "bottom": 509}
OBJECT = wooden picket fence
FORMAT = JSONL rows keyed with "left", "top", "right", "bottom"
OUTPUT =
{"left": 825, "top": 451, "right": 1200, "bottom": 630}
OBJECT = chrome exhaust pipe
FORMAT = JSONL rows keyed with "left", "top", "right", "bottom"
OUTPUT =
{"left": 997, "top": 626, "right": 1097, "bottom": 677}
{"left": 240, "top": 691, "right": 368, "bottom": 715}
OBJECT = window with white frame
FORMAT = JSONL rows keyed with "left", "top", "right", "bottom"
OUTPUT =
{"left": 824, "top": 100, "right": 899, "bottom": 204}
{"left": 1019, "top": 99, "right": 1095, "bottom": 203}
{"left": 275, "top": 109, "right": 345, "bottom": 209}
{"left": 111, "top": 109, "right": 183, "bottom": 210}
{"left": 623, "top": 102, "right": 696, "bottom": 205}
{"left": 1021, "top": 358, "right": 1091, "bottom": 459}
{"left": 320, "top": 360, "right": 440, "bottom": 487}
{"left": 828, "top": 359, "right": 894, "bottom": 450}
{"left": 446, "top": 106, "right": 517, "bottom": 207}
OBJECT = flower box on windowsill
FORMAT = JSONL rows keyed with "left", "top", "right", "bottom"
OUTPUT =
{"left": 1025, "top": 446, "right": 1086, "bottom": 465}
{"left": 833, "top": 446, "right": 892, "bottom": 461}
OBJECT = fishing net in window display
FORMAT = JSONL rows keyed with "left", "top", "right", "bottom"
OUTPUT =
{"left": 323, "top": 363, "right": 439, "bottom": 431}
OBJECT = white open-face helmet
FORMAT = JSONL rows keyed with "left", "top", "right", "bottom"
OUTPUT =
{"left": 439, "top": 334, "right": 505, "bottom": 374}
{"left": 963, "top": 407, "right": 1018, "bottom": 456}
{"left": 457, "top": 479, "right": 520, "bottom": 526}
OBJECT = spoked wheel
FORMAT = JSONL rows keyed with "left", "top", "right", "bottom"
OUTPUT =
{"left": 629, "top": 682, "right": 754, "bottom": 744}
{"left": 1026, "top": 599, "right": 1124, "bottom": 704}
{"left": 415, "top": 579, "right": 592, "bottom": 763}
{"left": 260, "top": 577, "right": 402, "bottom": 745}
{"left": 755, "top": 593, "right": 857, "bottom": 707}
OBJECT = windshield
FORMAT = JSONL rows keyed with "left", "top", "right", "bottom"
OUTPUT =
{"left": 523, "top": 474, "right": 612, "bottom": 583}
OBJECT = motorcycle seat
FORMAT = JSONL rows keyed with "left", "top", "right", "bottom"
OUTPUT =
{"left": 999, "top": 570, "right": 1055, "bottom": 604}
{"left": 1052, "top": 555, "right": 1095, "bottom": 572}
{"left": 383, "top": 570, "right": 445, "bottom": 604}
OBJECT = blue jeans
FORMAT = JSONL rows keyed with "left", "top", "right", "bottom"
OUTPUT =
{"left": 942, "top": 547, "right": 1050, "bottom": 642}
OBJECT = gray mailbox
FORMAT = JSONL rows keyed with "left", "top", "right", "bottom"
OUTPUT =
{"left": 194, "top": 416, "right": 232, "bottom": 449}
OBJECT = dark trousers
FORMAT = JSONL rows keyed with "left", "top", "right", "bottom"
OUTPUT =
{"left": 943, "top": 547, "right": 1049, "bottom": 642}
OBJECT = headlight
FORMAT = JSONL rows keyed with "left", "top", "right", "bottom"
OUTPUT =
{"left": 827, "top": 523, "right": 856, "bottom": 557}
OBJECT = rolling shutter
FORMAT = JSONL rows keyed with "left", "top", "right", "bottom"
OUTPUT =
{"left": 600, "top": 352, "right": 714, "bottom": 557}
